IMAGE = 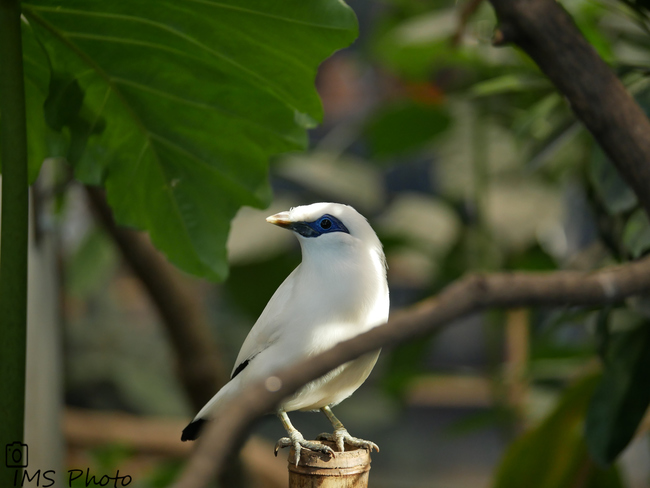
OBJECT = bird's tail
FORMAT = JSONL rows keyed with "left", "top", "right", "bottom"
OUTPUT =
{"left": 181, "top": 418, "right": 207, "bottom": 441}
{"left": 180, "top": 379, "right": 240, "bottom": 441}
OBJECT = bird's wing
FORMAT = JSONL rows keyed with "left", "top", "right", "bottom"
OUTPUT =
{"left": 230, "top": 266, "right": 299, "bottom": 378}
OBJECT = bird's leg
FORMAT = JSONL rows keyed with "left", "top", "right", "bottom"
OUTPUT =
{"left": 317, "top": 405, "right": 379, "bottom": 453}
{"left": 274, "top": 410, "right": 334, "bottom": 465}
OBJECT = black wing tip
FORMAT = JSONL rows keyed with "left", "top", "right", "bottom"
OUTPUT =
{"left": 181, "top": 418, "right": 207, "bottom": 442}
{"left": 231, "top": 359, "right": 250, "bottom": 380}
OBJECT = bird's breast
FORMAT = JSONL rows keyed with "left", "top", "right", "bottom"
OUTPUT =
{"left": 288, "top": 256, "right": 388, "bottom": 354}
{"left": 297, "top": 259, "right": 386, "bottom": 323}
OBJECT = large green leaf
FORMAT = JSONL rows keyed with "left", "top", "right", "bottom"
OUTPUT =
{"left": 585, "top": 323, "right": 650, "bottom": 465}
{"left": 20, "top": 0, "right": 358, "bottom": 280}
{"left": 492, "top": 375, "right": 623, "bottom": 488}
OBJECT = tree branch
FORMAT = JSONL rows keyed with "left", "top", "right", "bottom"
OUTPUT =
{"left": 172, "top": 256, "right": 650, "bottom": 488}
{"left": 85, "top": 186, "right": 256, "bottom": 487}
{"left": 84, "top": 186, "right": 229, "bottom": 411}
{"left": 489, "top": 0, "right": 650, "bottom": 218}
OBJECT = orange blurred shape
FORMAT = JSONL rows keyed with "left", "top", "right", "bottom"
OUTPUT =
{"left": 317, "top": 55, "right": 366, "bottom": 122}
{"left": 404, "top": 81, "right": 445, "bottom": 105}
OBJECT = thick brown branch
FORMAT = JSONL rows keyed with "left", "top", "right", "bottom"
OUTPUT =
{"left": 488, "top": 0, "right": 650, "bottom": 218}
{"left": 172, "top": 256, "right": 650, "bottom": 488}
{"left": 84, "top": 186, "right": 229, "bottom": 410}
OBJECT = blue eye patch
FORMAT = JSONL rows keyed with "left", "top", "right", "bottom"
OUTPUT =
{"left": 288, "top": 214, "right": 349, "bottom": 238}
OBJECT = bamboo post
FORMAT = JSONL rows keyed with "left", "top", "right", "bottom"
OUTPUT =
{"left": 288, "top": 441, "right": 371, "bottom": 488}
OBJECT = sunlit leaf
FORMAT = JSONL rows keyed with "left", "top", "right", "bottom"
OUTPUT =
{"left": 21, "top": 0, "right": 358, "bottom": 280}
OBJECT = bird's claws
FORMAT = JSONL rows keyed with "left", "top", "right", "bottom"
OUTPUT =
{"left": 317, "top": 429, "right": 379, "bottom": 452}
{"left": 274, "top": 437, "right": 290, "bottom": 457}
{"left": 274, "top": 433, "right": 334, "bottom": 465}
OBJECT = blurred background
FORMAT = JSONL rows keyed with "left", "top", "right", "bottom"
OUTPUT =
{"left": 23, "top": 0, "right": 650, "bottom": 486}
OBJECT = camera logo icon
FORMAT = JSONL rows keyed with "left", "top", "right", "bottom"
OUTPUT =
{"left": 5, "top": 442, "right": 28, "bottom": 468}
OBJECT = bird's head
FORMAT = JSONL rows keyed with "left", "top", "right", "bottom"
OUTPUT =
{"left": 266, "top": 202, "right": 383, "bottom": 258}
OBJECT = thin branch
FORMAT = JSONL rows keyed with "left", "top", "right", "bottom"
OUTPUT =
{"left": 172, "top": 256, "right": 650, "bottom": 488}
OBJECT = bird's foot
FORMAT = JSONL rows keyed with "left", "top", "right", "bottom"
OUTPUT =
{"left": 317, "top": 428, "right": 379, "bottom": 453}
{"left": 274, "top": 430, "right": 334, "bottom": 466}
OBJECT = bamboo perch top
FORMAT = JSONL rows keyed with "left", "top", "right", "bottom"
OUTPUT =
{"left": 288, "top": 441, "right": 371, "bottom": 488}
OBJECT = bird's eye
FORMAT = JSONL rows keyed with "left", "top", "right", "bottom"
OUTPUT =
{"left": 320, "top": 218, "right": 332, "bottom": 230}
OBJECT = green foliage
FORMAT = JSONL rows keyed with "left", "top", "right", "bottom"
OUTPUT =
{"left": 493, "top": 375, "right": 623, "bottom": 488}
{"left": 43, "top": 73, "right": 84, "bottom": 132}
{"left": 585, "top": 323, "right": 650, "bottom": 465}
{"left": 89, "top": 444, "right": 135, "bottom": 472}
{"left": 0, "top": 20, "right": 52, "bottom": 181}
{"left": 589, "top": 147, "right": 638, "bottom": 215}
{"left": 505, "top": 245, "right": 557, "bottom": 272}
{"left": 622, "top": 208, "right": 650, "bottom": 258}
{"left": 225, "top": 252, "right": 300, "bottom": 319}
{"left": 16, "top": 0, "right": 358, "bottom": 281}
{"left": 619, "top": 0, "right": 650, "bottom": 20}
{"left": 470, "top": 75, "right": 549, "bottom": 98}
{"left": 529, "top": 308, "right": 598, "bottom": 371}
{"left": 363, "top": 1, "right": 650, "bottom": 479}
{"left": 146, "top": 459, "right": 186, "bottom": 488}
{"left": 445, "top": 406, "right": 514, "bottom": 437}
{"left": 7, "top": 0, "right": 650, "bottom": 484}
{"left": 370, "top": 5, "right": 497, "bottom": 84}
{"left": 570, "top": 1, "right": 616, "bottom": 63}
{"left": 365, "top": 101, "right": 451, "bottom": 159}
{"left": 43, "top": 71, "right": 107, "bottom": 166}
{"left": 21, "top": 21, "right": 57, "bottom": 183}
{"left": 380, "top": 337, "right": 432, "bottom": 398}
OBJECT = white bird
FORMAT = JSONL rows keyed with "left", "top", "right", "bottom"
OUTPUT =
{"left": 181, "top": 202, "right": 389, "bottom": 464}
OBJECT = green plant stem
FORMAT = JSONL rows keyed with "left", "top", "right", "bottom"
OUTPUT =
{"left": 0, "top": 0, "right": 29, "bottom": 484}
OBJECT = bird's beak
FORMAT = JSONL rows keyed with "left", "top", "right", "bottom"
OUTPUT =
{"left": 266, "top": 211, "right": 292, "bottom": 228}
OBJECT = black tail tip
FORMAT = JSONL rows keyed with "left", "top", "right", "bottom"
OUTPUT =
{"left": 181, "top": 418, "right": 207, "bottom": 441}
